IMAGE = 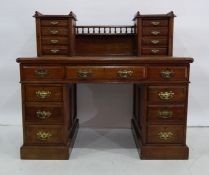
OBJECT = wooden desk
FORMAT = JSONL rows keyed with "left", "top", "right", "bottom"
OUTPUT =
{"left": 16, "top": 56, "right": 193, "bottom": 160}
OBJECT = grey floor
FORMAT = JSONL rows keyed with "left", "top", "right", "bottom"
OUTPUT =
{"left": 0, "top": 126, "right": 209, "bottom": 175}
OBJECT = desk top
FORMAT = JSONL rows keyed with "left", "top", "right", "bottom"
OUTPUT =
{"left": 17, "top": 56, "right": 194, "bottom": 64}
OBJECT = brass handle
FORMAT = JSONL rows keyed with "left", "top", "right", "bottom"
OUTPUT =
{"left": 34, "top": 69, "right": 48, "bottom": 78}
{"left": 160, "top": 69, "right": 175, "bottom": 79}
{"left": 151, "top": 49, "right": 159, "bottom": 54}
{"left": 158, "top": 91, "right": 174, "bottom": 100}
{"left": 36, "top": 110, "right": 52, "bottom": 119}
{"left": 36, "top": 131, "right": 52, "bottom": 141}
{"left": 36, "top": 91, "right": 51, "bottom": 99}
{"left": 50, "top": 21, "right": 59, "bottom": 25}
{"left": 151, "top": 40, "right": 160, "bottom": 44}
{"left": 50, "top": 30, "right": 59, "bottom": 35}
{"left": 50, "top": 39, "right": 59, "bottom": 44}
{"left": 158, "top": 131, "right": 173, "bottom": 140}
{"left": 157, "top": 110, "right": 173, "bottom": 119}
{"left": 77, "top": 70, "right": 92, "bottom": 78}
{"left": 151, "top": 31, "right": 160, "bottom": 36}
{"left": 117, "top": 70, "right": 133, "bottom": 79}
{"left": 50, "top": 49, "right": 60, "bottom": 54}
{"left": 151, "top": 21, "right": 160, "bottom": 26}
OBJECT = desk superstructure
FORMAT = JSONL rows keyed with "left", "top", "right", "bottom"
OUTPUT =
{"left": 17, "top": 11, "right": 193, "bottom": 160}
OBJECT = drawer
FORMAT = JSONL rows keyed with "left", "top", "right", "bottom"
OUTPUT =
{"left": 147, "top": 105, "right": 186, "bottom": 124}
{"left": 25, "top": 103, "right": 64, "bottom": 123}
{"left": 21, "top": 66, "right": 64, "bottom": 81}
{"left": 143, "top": 19, "right": 169, "bottom": 27}
{"left": 41, "top": 37, "right": 68, "bottom": 45}
{"left": 142, "top": 48, "right": 168, "bottom": 55}
{"left": 25, "top": 85, "right": 63, "bottom": 102}
{"left": 42, "top": 45, "right": 68, "bottom": 55}
{"left": 147, "top": 125, "right": 185, "bottom": 144}
{"left": 142, "top": 38, "right": 168, "bottom": 46}
{"left": 148, "top": 86, "right": 187, "bottom": 104}
{"left": 148, "top": 66, "right": 188, "bottom": 81}
{"left": 41, "top": 19, "right": 68, "bottom": 27}
{"left": 66, "top": 66, "right": 146, "bottom": 81}
{"left": 25, "top": 125, "right": 66, "bottom": 144}
{"left": 142, "top": 27, "right": 168, "bottom": 36}
{"left": 41, "top": 27, "right": 68, "bottom": 36}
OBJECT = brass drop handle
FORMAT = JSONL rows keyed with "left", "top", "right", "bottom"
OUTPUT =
{"left": 160, "top": 69, "right": 175, "bottom": 79}
{"left": 151, "top": 49, "right": 159, "bottom": 54}
{"left": 50, "top": 39, "right": 59, "bottom": 44}
{"left": 50, "top": 21, "right": 59, "bottom": 25}
{"left": 151, "top": 31, "right": 160, "bottom": 35}
{"left": 36, "top": 131, "right": 52, "bottom": 141}
{"left": 77, "top": 70, "right": 92, "bottom": 78}
{"left": 117, "top": 70, "right": 133, "bottom": 79}
{"left": 34, "top": 69, "right": 48, "bottom": 78}
{"left": 157, "top": 110, "right": 173, "bottom": 119}
{"left": 50, "top": 49, "right": 60, "bottom": 54}
{"left": 36, "top": 110, "right": 52, "bottom": 119}
{"left": 50, "top": 30, "right": 59, "bottom": 35}
{"left": 158, "top": 91, "right": 174, "bottom": 100}
{"left": 158, "top": 131, "right": 173, "bottom": 140}
{"left": 151, "top": 40, "right": 160, "bottom": 44}
{"left": 36, "top": 90, "right": 51, "bottom": 99}
{"left": 151, "top": 21, "right": 160, "bottom": 26}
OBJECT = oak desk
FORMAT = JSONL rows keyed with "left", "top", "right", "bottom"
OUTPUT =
{"left": 17, "top": 56, "right": 193, "bottom": 160}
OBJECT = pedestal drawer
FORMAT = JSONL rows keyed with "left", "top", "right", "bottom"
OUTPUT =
{"left": 25, "top": 125, "right": 66, "bottom": 145}
{"left": 41, "top": 27, "right": 69, "bottom": 36}
{"left": 41, "top": 19, "right": 68, "bottom": 27}
{"left": 142, "top": 48, "right": 168, "bottom": 55}
{"left": 42, "top": 46, "right": 69, "bottom": 55}
{"left": 148, "top": 86, "right": 187, "bottom": 104}
{"left": 142, "top": 19, "right": 169, "bottom": 27}
{"left": 142, "top": 27, "right": 168, "bottom": 36}
{"left": 142, "top": 38, "right": 168, "bottom": 46}
{"left": 25, "top": 85, "right": 63, "bottom": 102}
{"left": 41, "top": 37, "right": 68, "bottom": 45}
{"left": 147, "top": 125, "right": 185, "bottom": 144}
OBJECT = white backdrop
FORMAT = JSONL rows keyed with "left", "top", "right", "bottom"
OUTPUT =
{"left": 0, "top": 0, "right": 209, "bottom": 127}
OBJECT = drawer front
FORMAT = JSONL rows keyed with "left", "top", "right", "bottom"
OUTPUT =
{"left": 41, "top": 27, "right": 69, "bottom": 36}
{"left": 42, "top": 45, "right": 69, "bottom": 55}
{"left": 41, "top": 37, "right": 68, "bottom": 45}
{"left": 142, "top": 48, "right": 168, "bottom": 55}
{"left": 148, "top": 86, "right": 187, "bottom": 104}
{"left": 142, "top": 27, "right": 168, "bottom": 36}
{"left": 21, "top": 66, "right": 64, "bottom": 80}
{"left": 25, "top": 85, "right": 63, "bottom": 102}
{"left": 25, "top": 104, "right": 64, "bottom": 123}
{"left": 143, "top": 19, "right": 169, "bottom": 27}
{"left": 142, "top": 38, "right": 168, "bottom": 46}
{"left": 25, "top": 125, "right": 65, "bottom": 144}
{"left": 66, "top": 66, "right": 146, "bottom": 81}
{"left": 148, "top": 106, "right": 186, "bottom": 124}
{"left": 41, "top": 19, "right": 68, "bottom": 27}
{"left": 147, "top": 125, "right": 185, "bottom": 144}
{"left": 148, "top": 66, "right": 188, "bottom": 81}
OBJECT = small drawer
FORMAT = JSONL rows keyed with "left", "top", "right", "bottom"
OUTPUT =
{"left": 142, "top": 27, "right": 168, "bottom": 36}
{"left": 25, "top": 125, "right": 66, "bottom": 145}
{"left": 41, "top": 27, "right": 68, "bottom": 36}
{"left": 143, "top": 19, "right": 169, "bottom": 27}
{"left": 66, "top": 66, "right": 104, "bottom": 80}
{"left": 147, "top": 105, "right": 186, "bottom": 124}
{"left": 142, "top": 38, "right": 168, "bottom": 46}
{"left": 25, "top": 85, "right": 63, "bottom": 102}
{"left": 147, "top": 125, "right": 185, "bottom": 144}
{"left": 41, "top": 37, "right": 68, "bottom": 45}
{"left": 148, "top": 86, "right": 187, "bottom": 104}
{"left": 21, "top": 66, "right": 64, "bottom": 81}
{"left": 148, "top": 66, "right": 188, "bottom": 81}
{"left": 25, "top": 104, "right": 64, "bottom": 123}
{"left": 42, "top": 46, "right": 68, "bottom": 55}
{"left": 41, "top": 19, "right": 68, "bottom": 27}
{"left": 142, "top": 48, "right": 168, "bottom": 55}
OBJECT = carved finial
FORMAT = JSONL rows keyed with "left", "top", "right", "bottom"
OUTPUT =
{"left": 33, "top": 11, "right": 43, "bottom": 17}
{"left": 68, "top": 11, "right": 77, "bottom": 21}
{"left": 167, "top": 11, "right": 176, "bottom": 17}
{"left": 133, "top": 11, "right": 141, "bottom": 21}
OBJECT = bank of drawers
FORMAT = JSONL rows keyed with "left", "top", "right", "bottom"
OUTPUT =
{"left": 40, "top": 18, "right": 69, "bottom": 55}
{"left": 141, "top": 19, "right": 169, "bottom": 56}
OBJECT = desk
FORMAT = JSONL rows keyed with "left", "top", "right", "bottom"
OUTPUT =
{"left": 17, "top": 56, "right": 193, "bottom": 160}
